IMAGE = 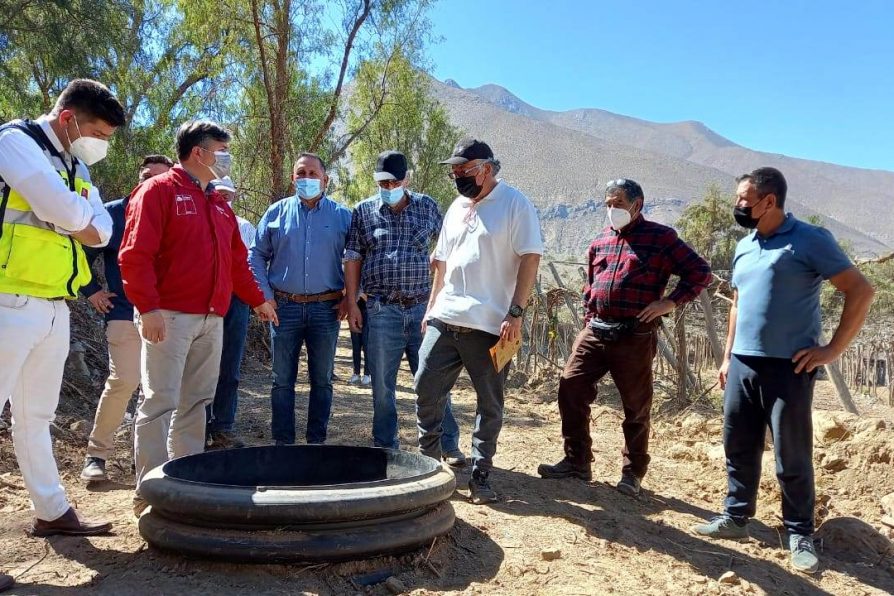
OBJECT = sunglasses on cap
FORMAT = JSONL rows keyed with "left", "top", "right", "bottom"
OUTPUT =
{"left": 605, "top": 178, "right": 643, "bottom": 198}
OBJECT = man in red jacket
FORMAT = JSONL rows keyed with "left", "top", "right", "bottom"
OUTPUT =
{"left": 119, "top": 120, "right": 277, "bottom": 507}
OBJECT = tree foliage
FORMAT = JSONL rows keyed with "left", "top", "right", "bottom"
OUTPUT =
{"left": 340, "top": 51, "right": 461, "bottom": 210}
{"left": 677, "top": 183, "right": 745, "bottom": 272}
{"left": 0, "top": 0, "right": 450, "bottom": 223}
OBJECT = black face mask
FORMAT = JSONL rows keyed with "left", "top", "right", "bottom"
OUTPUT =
{"left": 455, "top": 175, "right": 482, "bottom": 199}
{"left": 733, "top": 196, "right": 768, "bottom": 229}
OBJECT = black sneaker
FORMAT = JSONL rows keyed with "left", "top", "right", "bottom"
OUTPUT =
{"left": 468, "top": 470, "right": 498, "bottom": 504}
{"left": 207, "top": 431, "right": 245, "bottom": 450}
{"left": 537, "top": 457, "right": 593, "bottom": 481}
{"left": 616, "top": 472, "right": 642, "bottom": 496}
{"left": 80, "top": 457, "right": 107, "bottom": 483}
{"left": 443, "top": 449, "right": 467, "bottom": 468}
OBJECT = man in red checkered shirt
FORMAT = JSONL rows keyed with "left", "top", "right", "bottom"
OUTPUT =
{"left": 539, "top": 178, "right": 711, "bottom": 496}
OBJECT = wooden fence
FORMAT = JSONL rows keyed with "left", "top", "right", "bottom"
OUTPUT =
{"left": 520, "top": 263, "right": 876, "bottom": 411}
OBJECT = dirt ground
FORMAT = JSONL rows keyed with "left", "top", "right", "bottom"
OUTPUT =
{"left": 2, "top": 328, "right": 894, "bottom": 595}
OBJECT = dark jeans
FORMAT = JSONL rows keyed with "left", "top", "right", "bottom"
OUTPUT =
{"left": 350, "top": 299, "right": 369, "bottom": 376}
{"left": 206, "top": 296, "right": 250, "bottom": 434}
{"left": 414, "top": 319, "right": 507, "bottom": 473}
{"left": 270, "top": 298, "right": 340, "bottom": 444}
{"left": 723, "top": 354, "right": 817, "bottom": 536}
{"left": 557, "top": 326, "right": 657, "bottom": 478}
{"left": 367, "top": 301, "right": 461, "bottom": 450}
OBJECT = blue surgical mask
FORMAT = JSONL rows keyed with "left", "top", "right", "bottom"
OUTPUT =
{"left": 379, "top": 186, "right": 405, "bottom": 206}
{"left": 295, "top": 177, "right": 322, "bottom": 200}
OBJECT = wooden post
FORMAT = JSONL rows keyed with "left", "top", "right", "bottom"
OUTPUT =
{"left": 675, "top": 306, "right": 688, "bottom": 402}
{"left": 548, "top": 261, "right": 582, "bottom": 329}
{"left": 699, "top": 290, "right": 724, "bottom": 367}
{"left": 820, "top": 332, "right": 859, "bottom": 415}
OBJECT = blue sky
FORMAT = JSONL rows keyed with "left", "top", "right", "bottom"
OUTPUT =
{"left": 426, "top": 0, "right": 894, "bottom": 172}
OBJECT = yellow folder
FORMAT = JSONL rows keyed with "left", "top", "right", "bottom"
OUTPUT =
{"left": 489, "top": 336, "right": 521, "bottom": 373}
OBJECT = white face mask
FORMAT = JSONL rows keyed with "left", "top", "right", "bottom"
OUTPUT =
{"left": 67, "top": 118, "right": 109, "bottom": 166}
{"left": 607, "top": 206, "right": 632, "bottom": 230}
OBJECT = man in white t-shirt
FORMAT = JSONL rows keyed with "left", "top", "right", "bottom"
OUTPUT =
{"left": 415, "top": 138, "right": 543, "bottom": 504}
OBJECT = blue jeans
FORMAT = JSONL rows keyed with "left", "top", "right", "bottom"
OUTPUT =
{"left": 723, "top": 355, "right": 817, "bottom": 535}
{"left": 206, "top": 296, "right": 250, "bottom": 434}
{"left": 414, "top": 319, "right": 508, "bottom": 473}
{"left": 270, "top": 298, "right": 340, "bottom": 444}
{"left": 367, "top": 299, "right": 461, "bottom": 451}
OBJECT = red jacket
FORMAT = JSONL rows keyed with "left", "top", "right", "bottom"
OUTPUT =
{"left": 119, "top": 166, "right": 264, "bottom": 316}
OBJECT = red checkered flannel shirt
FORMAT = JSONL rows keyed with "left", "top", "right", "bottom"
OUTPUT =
{"left": 583, "top": 215, "right": 712, "bottom": 321}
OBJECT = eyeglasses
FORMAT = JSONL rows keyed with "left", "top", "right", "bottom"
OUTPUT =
{"left": 447, "top": 161, "right": 487, "bottom": 180}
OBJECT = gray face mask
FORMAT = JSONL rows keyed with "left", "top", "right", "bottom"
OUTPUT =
{"left": 211, "top": 151, "right": 232, "bottom": 178}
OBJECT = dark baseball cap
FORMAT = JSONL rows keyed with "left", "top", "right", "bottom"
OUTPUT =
{"left": 374, "top": 150, "right": 407, "bottom": 181}
{"left": 440, "top": 137, "right": 494, "bottom": 165}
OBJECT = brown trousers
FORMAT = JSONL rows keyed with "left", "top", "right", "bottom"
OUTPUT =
{"left": 558, "top": 326, "right": 657, "bottom": 478}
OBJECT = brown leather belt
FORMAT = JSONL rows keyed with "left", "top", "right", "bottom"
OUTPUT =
{"left": 274, "top": 289, "right": 343, "bottom": 304}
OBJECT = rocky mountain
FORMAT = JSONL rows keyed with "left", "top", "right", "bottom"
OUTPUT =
{"left": 428, "top": 79, "right": 892, "bottom": 258}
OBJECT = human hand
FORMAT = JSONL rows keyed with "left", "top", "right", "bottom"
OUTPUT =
{"left": 87, "top": 290, "right": 116, "bottom": 314}
{"left": 792, "top": 344, "right": 840, "bottom": 374}
{"left": 718, "top": 357, "right": 730, "bottom": 390}
{"left": 500, "top": 315, "right": 523, "bottom": 343}
{"left": 637, "top": 298, "right": 676, "bottom": 323}
{"left": 254, "top": 301, "right": 279, "bottom": 326}
{"left": 347, "top": 302, "right": 363, "bottom": 333}
{"left": 334, "top": 296, "right": 350, "bottom": 321}
{"left": 140, "top": 311, "right": 166, "bottom": 343}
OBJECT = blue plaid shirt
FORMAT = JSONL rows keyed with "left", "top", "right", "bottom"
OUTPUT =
{"left": 344, "top": 191, "right": 442, "bottom": 300}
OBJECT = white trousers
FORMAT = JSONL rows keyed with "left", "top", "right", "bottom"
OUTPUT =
{"left": 0, "top": 293, "right": 70, "bottom": 521}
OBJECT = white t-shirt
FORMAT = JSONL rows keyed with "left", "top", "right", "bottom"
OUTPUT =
{"left": 429, "top": 180, "right": 543, "bottom": 335}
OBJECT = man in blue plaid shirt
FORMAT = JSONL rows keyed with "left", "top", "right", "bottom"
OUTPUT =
{"left": 345, "top": 151, "right": 464, "bottom": 462}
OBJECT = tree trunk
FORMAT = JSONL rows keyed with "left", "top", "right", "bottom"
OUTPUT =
{"left": 699, "top": 290, "right": 724, "bottom": 367}
{"left": 675, "top": 306, "right": 688, "bottom": 402}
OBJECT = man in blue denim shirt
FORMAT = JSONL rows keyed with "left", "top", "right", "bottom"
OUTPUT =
{"left": 79, "top": 155, "right": 173, "bottom": 483}
{"left": 250, "top": 153, "right": 351, "bottom": 444}
{"left": 345, "top": 151, "right": 465, "bottom": 463}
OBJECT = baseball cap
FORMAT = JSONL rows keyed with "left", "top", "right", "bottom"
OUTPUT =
{"left": 440, "top": 138, "right": 494, "bottom": 165}
{"left": 373, "top": 150, "right": 407, "bottom": 181}
{"left": 212, "top": 176, "right": 236, "bottom": 194}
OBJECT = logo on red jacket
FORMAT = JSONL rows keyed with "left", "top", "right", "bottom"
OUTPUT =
{"left": 176, "top": 194, "right": 197, "bottom": 216}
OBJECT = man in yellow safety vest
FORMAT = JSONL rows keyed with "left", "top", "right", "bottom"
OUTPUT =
{"left": 0, "top": 79, "right": 124, "bottom": 537}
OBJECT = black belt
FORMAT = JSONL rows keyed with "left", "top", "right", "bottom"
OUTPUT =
{"left": 372, "top": 293, "right": 428, "bottom": 308}
{"left": 433, "top": 319, "right": 474, "bottom": 334}
{"left": 588, "top": 316, "right": 651, "bottom": 341}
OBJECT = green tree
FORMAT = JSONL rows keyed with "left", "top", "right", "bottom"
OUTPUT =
{"left": 340, "top": 52, "right": 461, "bottom": 209}
{"left": 677, "top": 183, "right": 745, "bottom": 272}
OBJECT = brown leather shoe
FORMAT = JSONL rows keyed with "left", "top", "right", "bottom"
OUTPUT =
{"left": 0, "top": 574, "right": 13, "bottom": 593}
{"left": 29, "top": 507, "right": 112, "bottom": 537}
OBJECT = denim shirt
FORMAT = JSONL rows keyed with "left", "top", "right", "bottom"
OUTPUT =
{"left": 81, "top": 197, "right": 133, "bottom": 322}
{"left": 250, "top": 195, "right": 352, "bottom": 300}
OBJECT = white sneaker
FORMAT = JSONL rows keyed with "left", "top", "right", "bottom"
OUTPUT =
{"left": 361, "top": 375, "right": 371, "bottom": 385}
{"left": 349, "top": 374, "right": 361, "bottom": 384}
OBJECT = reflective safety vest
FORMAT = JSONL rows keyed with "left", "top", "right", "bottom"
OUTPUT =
{"left": 0, "top": 119, "right": 93, "bottom": 298}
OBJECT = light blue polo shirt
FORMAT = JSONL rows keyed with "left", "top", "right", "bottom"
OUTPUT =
{"left": 731, "top": 214, "right": 852, "bottom": 359}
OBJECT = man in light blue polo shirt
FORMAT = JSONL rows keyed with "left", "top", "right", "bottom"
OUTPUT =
{"left": 250, "top": 153, "right": 352, "bottom": 445}
{"left": 694, "top": 167, "right": 874, "bottom": 574}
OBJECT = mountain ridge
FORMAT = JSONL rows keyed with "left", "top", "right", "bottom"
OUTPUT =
{"left": 427, "top": 78, "right": 891, "bottom": 257}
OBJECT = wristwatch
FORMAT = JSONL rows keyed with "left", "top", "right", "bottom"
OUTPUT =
{"left": 508, "top": 304, "right": 524, "bottom": 318}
